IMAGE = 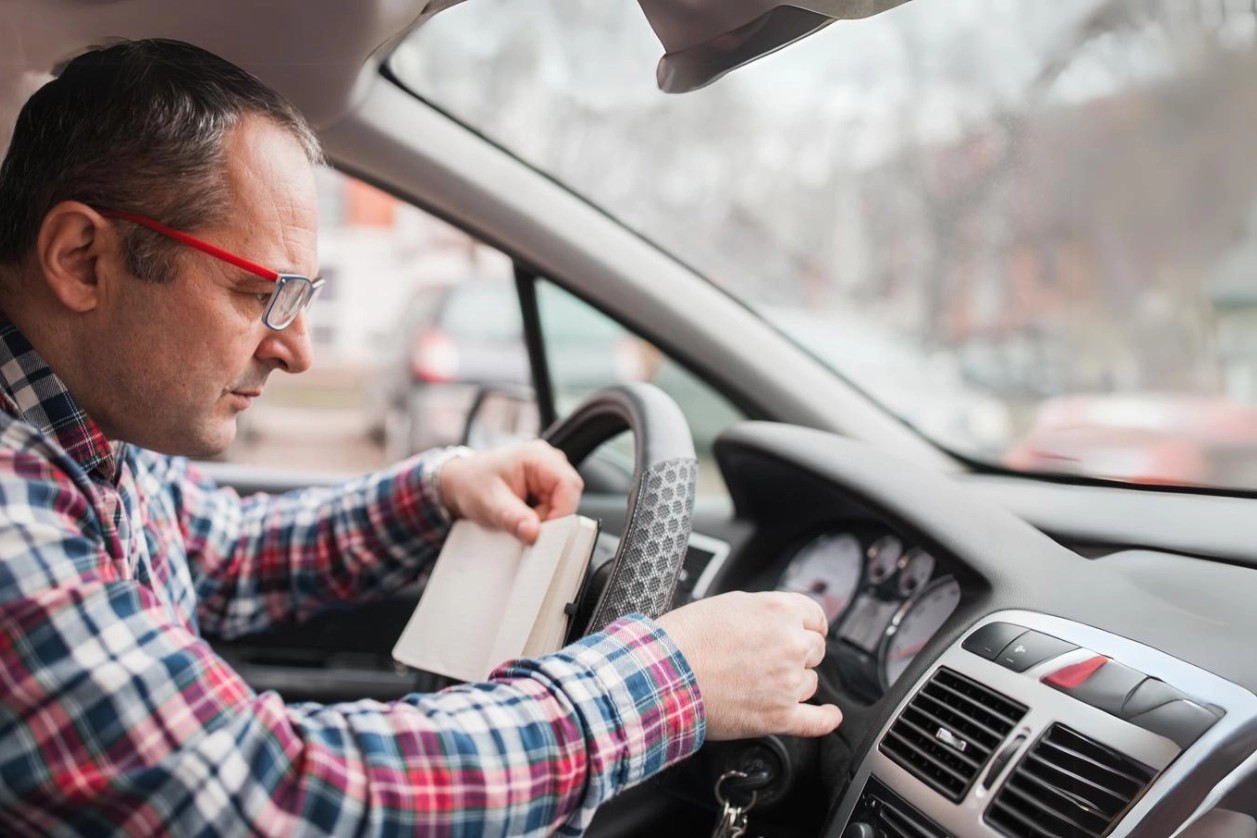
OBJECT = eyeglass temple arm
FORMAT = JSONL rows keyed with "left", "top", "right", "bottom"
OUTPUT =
{"left": 98, "top": 209, "right": 280, "bottom": 283}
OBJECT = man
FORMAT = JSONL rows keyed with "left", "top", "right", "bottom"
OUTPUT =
{"left": 0, "top": 39, "right": 841, "bottom": 835}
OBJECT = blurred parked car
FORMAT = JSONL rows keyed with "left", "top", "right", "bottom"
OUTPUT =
{"left": 366, "top": 279, "right": 644, "bottom": 458}
{"left": 1004, "top": 393, "right": 1257, "bottom": 486}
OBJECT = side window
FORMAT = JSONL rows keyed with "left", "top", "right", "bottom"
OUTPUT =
{"left": 536, "top": 282, "right": 743, "bottom": 499}
{"left": 222, "top": 166, "right": 515, "bottom": 473}
{"left": 218, "top": 168, "right": 743, "bottom": 502}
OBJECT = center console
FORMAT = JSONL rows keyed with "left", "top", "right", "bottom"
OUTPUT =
{"left": 828, "top": 611, "right": 1257, "bottom": 837}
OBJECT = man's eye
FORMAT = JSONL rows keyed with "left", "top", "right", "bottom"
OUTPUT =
{"left": 254, "top": 292, "right": 271, "bottom": 306}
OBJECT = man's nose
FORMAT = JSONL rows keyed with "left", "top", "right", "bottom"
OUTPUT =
{"left": 255, "top": 312, "right": 314, "bottom": 374}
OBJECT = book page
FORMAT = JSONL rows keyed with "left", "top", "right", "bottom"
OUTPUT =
{"left": 522, "top": 517, "right": 599, "bottom": 657}
{"left": 391, "top": 520, "right": 523, "bottom": 683}
{"left": 486, "top": 516, "right": 592, "bottom": 669}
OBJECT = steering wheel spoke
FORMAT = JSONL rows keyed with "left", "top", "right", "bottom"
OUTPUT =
{"left": 544, "top": 384, "right": 698, "bottom": 639}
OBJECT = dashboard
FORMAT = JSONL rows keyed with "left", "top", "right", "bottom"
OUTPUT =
{"left": 661, "top": 421, "right": 1257, "bottom": 838}
{"left": 772, "top": 529, "right": 960, "bottom": 701}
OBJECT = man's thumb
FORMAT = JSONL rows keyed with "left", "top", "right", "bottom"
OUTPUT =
{"left": 493, "top": 487, "right": 540, "bottom": 543}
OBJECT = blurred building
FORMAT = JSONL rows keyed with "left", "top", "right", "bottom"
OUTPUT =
{"left": 307, "top": 169, "right": 511, "bottom": 366}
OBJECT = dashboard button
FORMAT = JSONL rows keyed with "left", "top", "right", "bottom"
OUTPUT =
{"left": 1121, "top": 678, "right": 1186, "bottom": 719}
{"left": 1127, "top": 699, "right": 1222, "bottom": 749}
{"left": 994, "top": 631, "right": 1077, "bottom": 672}
{"left": 1042, "top": 654, "right": 1107, "bottom": 689}
{"left": 1043, "top": 657, "right": 1146, "bottom": 716}
{"left": 962, "top": 622, "right": 1027, "bottom": 660}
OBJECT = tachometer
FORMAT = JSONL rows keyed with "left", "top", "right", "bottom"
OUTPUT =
{"left": 866, "top": 535, "right": 903, "bottom": 584}
{"left": 897, "top": 548, "right": 936, "bottom": 598}
{"left": 879, "top": 577, "right": 961, "bottom": 688}
{"left": 777, "top": 533, "right": 863, "bottom": 624}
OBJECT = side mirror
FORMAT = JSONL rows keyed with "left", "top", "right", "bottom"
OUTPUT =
{"left": 462, "top": 386, "right": 542, "bottom": 450}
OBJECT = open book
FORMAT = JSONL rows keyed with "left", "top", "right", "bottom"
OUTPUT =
{"left": 392, "top": 515, "right": 599, "bottom": 682}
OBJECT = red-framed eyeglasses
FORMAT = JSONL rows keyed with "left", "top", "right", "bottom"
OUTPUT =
{"left": 98, "top": 208, "right": 323, "bottom": 331}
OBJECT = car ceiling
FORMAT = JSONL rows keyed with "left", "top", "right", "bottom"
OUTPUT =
{"left": 0, "top": 0, "right": 432, "bottom": 136}
{"left": 0, "top": 0, "right": 916, "bottom": 145}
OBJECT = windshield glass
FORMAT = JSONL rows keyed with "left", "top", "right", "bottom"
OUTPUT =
{"left": 392, "top": 0, "right": 1257, "bottom": 492}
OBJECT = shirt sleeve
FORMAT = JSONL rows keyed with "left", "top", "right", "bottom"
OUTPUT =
{"left": 0, "top": 448, "right": 705, "bottom": 835}
{"left": 1, "top": 586, "right": 703, "bottom": 834}
{"left": 151, "top": 449, "right": 453, "bottom": 640}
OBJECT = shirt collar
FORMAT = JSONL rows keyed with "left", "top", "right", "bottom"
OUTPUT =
{"left": 0, "top": 320, "right": 119, "bottom": 480}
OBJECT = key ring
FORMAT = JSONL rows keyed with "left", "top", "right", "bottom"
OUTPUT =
{"left": 714, "top": 770, "right": 758, "bottom": 812}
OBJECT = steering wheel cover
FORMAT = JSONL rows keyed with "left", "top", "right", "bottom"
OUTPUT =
{"left": 544, "top": 383, "right": 697, "bottom": 635}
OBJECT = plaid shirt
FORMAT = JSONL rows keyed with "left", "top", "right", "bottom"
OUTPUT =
{"left": 0, "top": 321, "right": 704, "bottom": 836}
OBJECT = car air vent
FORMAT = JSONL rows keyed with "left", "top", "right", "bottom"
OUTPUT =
{"left": 880, "top": 667, "right": 1028, "bottom": 802}
{"left": 850, "top": 777, "right": 949, "bottom": 838}
{"left": 986, "top": 723, "right": 1156, "bottom": 838}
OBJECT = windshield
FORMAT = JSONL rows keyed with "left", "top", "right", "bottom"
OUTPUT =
{"left": 392, "top": 0, "right": 1257, "bottom": 492}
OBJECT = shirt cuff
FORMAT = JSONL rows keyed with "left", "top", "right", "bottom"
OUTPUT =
{"left": 496, "top": 614, "right": 705, "bottom": 793}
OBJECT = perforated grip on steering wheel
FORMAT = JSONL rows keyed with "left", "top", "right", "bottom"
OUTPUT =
{"left": 544, "top": 384, "right": 697, "bottom": 635}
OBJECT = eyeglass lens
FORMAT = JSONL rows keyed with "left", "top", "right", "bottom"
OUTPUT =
{"left": 264, "top": 276, "right": 318, "bottom": 330}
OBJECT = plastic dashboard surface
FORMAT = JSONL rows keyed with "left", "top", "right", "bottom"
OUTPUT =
{"left": 830, "top": 611, "right": 1257, "bottom": 837}
{"left": 709, "top": 422, "right": 1257, "bottom": 836}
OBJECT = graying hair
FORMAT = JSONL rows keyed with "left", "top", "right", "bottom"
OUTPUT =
{"left": 0, "top": 39, "right": 323, "bottom": 281}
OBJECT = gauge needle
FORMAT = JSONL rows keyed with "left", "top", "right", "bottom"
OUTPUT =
{"left": 892, "top": 640, "right": 929, "bottom": 660}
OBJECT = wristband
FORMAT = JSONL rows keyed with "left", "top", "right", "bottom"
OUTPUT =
{"left": 423, "top": 445, "right": 475, "bottom": 522}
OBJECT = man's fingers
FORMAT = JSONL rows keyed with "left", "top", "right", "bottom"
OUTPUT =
{"left": 489, "top": 485, "right": 542, "bottom": 543}
{"left": 526, "top": 447, "right": 583, "bottom": 521}
{"left": 783, "top": 703, "right": 844, "bottom": 738}
{"left": 795, "top": 595, "right": 828, "bottom": 636}
{"left": 804, "top": 632, "right": 827, "bottom": 669}
{"left": 540, "top": 474, "right": 582, "bottom": 520}
{"left": 515, "top": 515, "right": 541, "bottom": 544}
{"left": 798, "top": 667, "right": 820, "bottom": 701}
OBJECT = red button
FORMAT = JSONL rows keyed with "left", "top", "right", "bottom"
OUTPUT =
{"left": 1042, "top": 655, "right": 1108, "bottom": 689}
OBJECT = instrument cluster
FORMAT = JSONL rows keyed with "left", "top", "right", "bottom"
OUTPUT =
{"left": 775, "top": 530, "right": 960, "bottom": 700}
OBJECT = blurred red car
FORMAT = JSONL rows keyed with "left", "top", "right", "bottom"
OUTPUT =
{"left": 1003, "top": 393, "right": 1257, "bottom": 488}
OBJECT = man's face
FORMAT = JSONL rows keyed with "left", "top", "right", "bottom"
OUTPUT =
{"left": 91, "top": 116, "right": 319, "bottom": 457}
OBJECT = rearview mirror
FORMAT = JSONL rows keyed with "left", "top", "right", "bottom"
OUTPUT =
{"left": 462, "top": 387, "right": 541, "bottom": 450}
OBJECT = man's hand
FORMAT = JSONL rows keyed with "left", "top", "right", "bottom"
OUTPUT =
{"left": 438, "top": 440, "right": 584, "bottom": 544}
{"left": 657, "top": 591, "right": 843, "bottom": 740}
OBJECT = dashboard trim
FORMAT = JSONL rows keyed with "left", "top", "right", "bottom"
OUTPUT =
{"left": 829, "top": 610, "right": 1257, "bottom": 838}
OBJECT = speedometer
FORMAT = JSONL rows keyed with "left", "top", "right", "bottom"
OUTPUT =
{"left": 879, "top": 577, "right": 961, "bottom": 688}
{"left": 777, "top": 533, "right": 863, "bottom": 624}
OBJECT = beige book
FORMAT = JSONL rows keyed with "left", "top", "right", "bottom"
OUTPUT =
{"left": 391, "top": 515, "right": 599, "bottom": 682}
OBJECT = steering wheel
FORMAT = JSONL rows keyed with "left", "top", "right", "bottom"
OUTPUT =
{"left": 543, "top": 383, "right": 697, "bottom": 640}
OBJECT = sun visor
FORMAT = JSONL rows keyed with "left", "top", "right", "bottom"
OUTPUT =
{"left": 637, "top": 0, "right": 911, "bottom": 93}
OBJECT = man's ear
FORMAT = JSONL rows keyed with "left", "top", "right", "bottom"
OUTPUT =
{"left": 35, "top": 201, "right": 117, "bottom": 313}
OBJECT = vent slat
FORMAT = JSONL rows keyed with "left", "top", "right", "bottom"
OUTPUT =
{"left": 883, "top": 728, "right": 972, "bottom": 788}
{"left": 986, "top": 724, "right": 1155, "bottom": 838}
{"left": 853, "top": 778, "right": 948, "bottom": 838}
{"left": 933, "top": 669, "right": 1028, "bottom": 720}
{"left": 1023, "top": 752, "right": 1129, "bottom": 810}
{"left": 1003, "top": 779, "right": 1106, "bottom": 836}
{"left": 881, "top": 801, "right": 940, "bottom": 838}
{"left": 895, "top": 711, "right": 985, "bottom": 770}
{"left": 924, "top": 679, "right": 1025, "bottom": 733}
{"left": 880, "top": 667, "right": 1028, "bottom": 802}
{"left": 1038, "top": 737, "right": 1148, "bottom": 790}
{"left": 910, "top": 703, "right": 995, "bottom": 758}
{"left": 910, "top": 688, "right": 1005, "bottom": 748}
{"left": 988, "top": 790, "right": 1069, "bottom": 838}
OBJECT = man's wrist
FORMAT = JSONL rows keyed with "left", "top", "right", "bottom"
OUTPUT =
{"left": 422, "top": 445, "right": 475, "bottom": 522}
